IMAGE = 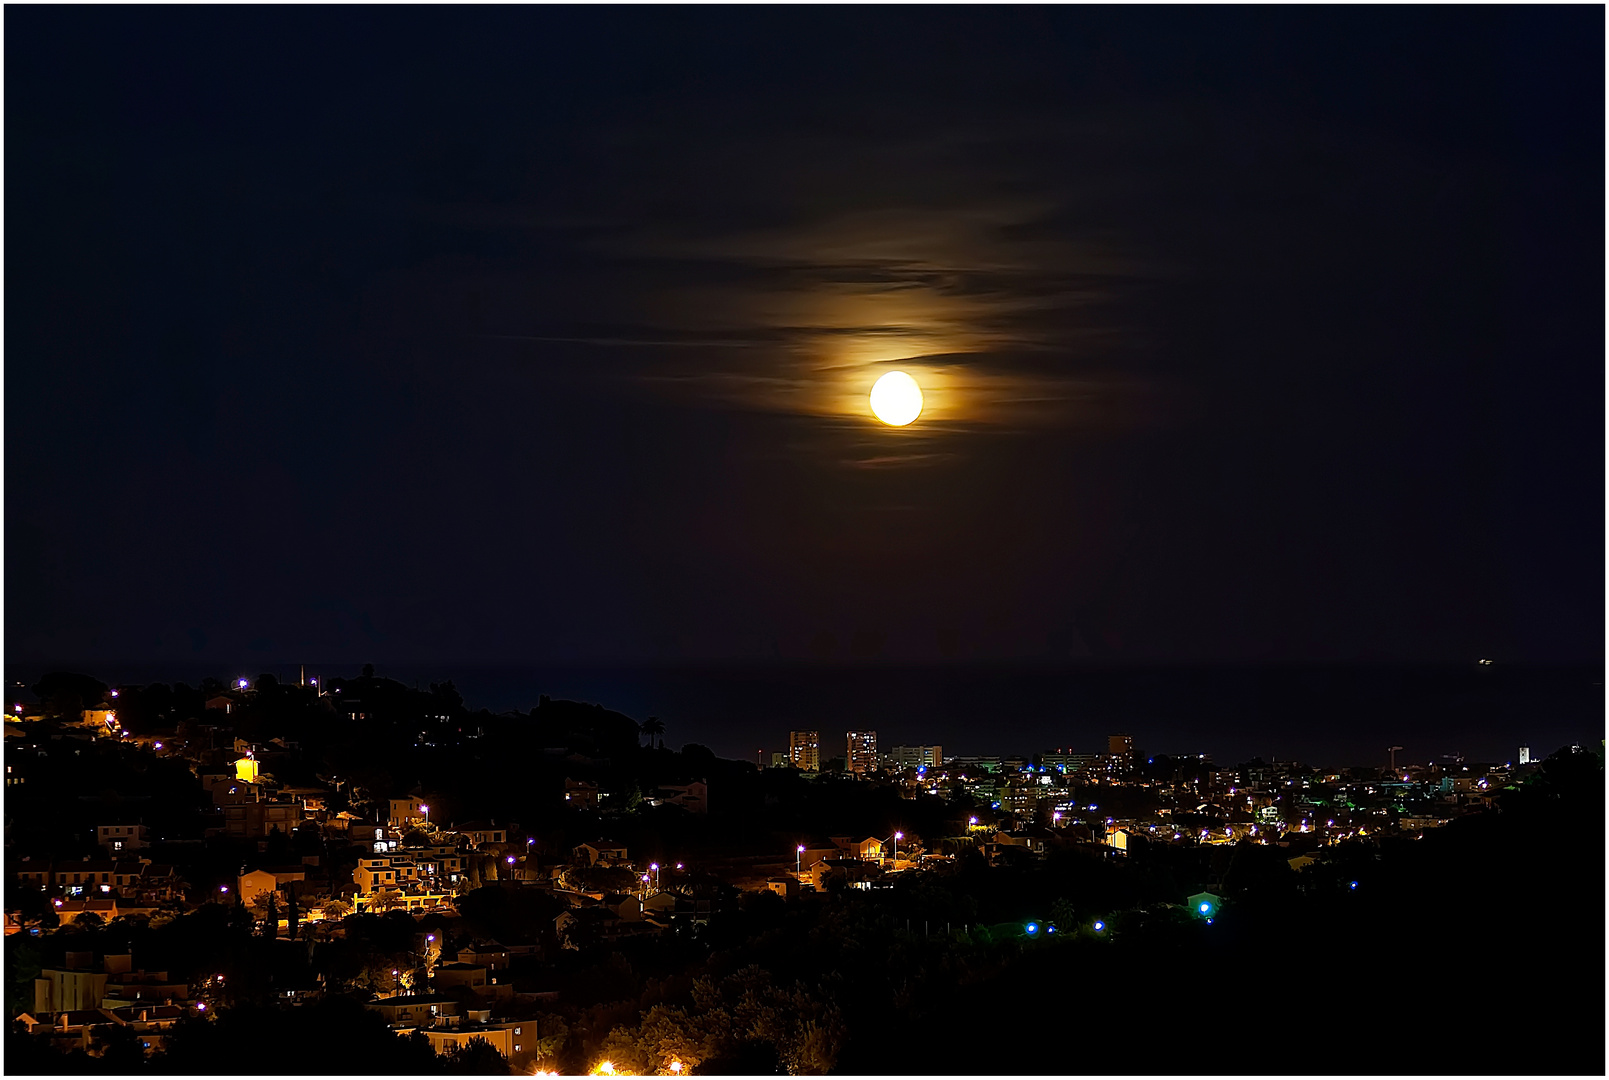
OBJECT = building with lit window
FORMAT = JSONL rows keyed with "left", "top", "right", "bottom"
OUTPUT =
{"left": 1108, "top": 734, "right": 1135, "bottom": 775}
{"left": 885, "top": 745, "right": 942, "bottom": 771}
{"left": 788, "top": 731, "right": 820, "bottom": 771}
{"left": 846, "top": 731, "right": 878, "bottom": 774}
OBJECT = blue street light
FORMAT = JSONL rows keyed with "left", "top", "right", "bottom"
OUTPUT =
{"left": 1025, "top": 923, "right": 1038, "bottom": 935}
{"left": 1092, "top": 920, "right": 1105, "bottom": 932}
{"left": 1349, "top": 881, "right": 1358, "bottom": 890}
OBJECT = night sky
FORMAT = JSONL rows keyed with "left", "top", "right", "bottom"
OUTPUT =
{"left": 7, "top": 8, "right": 1603, "bottom": 678}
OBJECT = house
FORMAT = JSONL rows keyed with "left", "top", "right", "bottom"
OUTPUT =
{"left": 458, "top": 821, "right": 508, "bottom": 847}
{"left": 54, "top": 858, "right": 120, "bottom": 895}
{"left": 364, "top": 994, "right": 461, "bottom": 1027}
{"left": 794, "top": 844, "right": 839, "bottom": 873}
{"left": 111, "top": 861, "right": 148, "bottom": 893}
{"left": 810, "top": 858, "right": 880, "bottom": 891}
{"left": 353, "top": 856, "right": 400, "bottom": 895}
{"left": 573, "top": 841, "right": 628, "bottom": 867}
{"left": 431, "top": 962, "right": 489, "bottom": 993}
{"left": 643, "top": 891, "right": 683, "bottom": 922}
{"left": 238, "top": 866, "right": 307, "bottom": 902}
{"left": 102, "top": 963, "right": 190, "bottom": 1010}
{"left": 765, "top": 876, "right": 798, "bottom": 898}
{"left": 130, "top": 864, "right": 184, "bottom": 903}
{"left": 653, "top": 781, "right": 708, "bottom": 814}
{"left": 96, "top": 824, "right": 150, "bottom": 856}
{"left": 34, "top": 956, "right": 110, "bottom": 1013}
{"left": 13, "top": 1010, "right": 107, "bottom": 1053}
{"left": 388, "top": 797, "right": 425, "bottom": 828}
{"left": 55, "top": 898, "right": 123, "bottom": 926}
{"left": 222, "top": 798, "right": 301, "bottom": 839}
{"left": 103, "top": 1004, "right": 186, "bottom": 1054}
{"left": 830, "top": 836, "right": 885, "bottom": 861}
{"left": 15, "top": 857, "right": 51, "bottom": 887}
{"left": 993, "top": 831, "right": 1047, "bottom": 856}
{"left": 81, "top": 706, "right": 118, "bottom": 732}
{"left": 564, "top": 778, "right": 599, "bottom": 810}
{"left": 455, "top": 943, "right": 509, "bottom": 971}
{"left": 418, "top": 1024, "right": 515, "bottom": 1062}
{"left": 600, "top": 893, "right": 644, "bottom": 922}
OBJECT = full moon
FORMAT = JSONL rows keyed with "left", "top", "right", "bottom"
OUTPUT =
{"left": 869, "top": 370, "right": 924, "bottom": 426}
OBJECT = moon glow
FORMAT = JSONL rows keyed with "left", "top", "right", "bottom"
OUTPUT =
{"left": 869, "top": 371, "right": 924, "bottom": 426}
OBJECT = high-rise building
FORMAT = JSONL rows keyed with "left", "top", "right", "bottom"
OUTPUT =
{"left": 1108, "top": 733, "right": 1135, "bottom": 775}
{"left": 788, "top": 730, "right": 820, "bottom": 771}
{"left": 846, "top": 731, "right": 878, "bottom": 774}
{"left": 885, "top": 745, "right": 943, "bottom": 771}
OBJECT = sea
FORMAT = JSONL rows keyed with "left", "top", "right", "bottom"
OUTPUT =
{"left": 8, "top": 660, "right": 1603, "bottom": 771}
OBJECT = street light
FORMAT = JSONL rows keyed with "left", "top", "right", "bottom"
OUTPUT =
{"left": 420, "top": 804, "right": 430, "bottom": 825}
{"left": 893, "top": 831, "right": 902, "bottom": 868}
{"left": 796, "top": 845, "right": 805, "bottom": 877}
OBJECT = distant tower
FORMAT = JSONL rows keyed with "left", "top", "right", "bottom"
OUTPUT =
{"left": 846, "top": 731, "right": 878, "bottom": 774}
{"left": 1519, "top": 746, "right": 1531, "bottom": 765}
{"left": 1387, "top": 746, "right": 1404, "bottom": 773}
{"left": 788, "top": 730, "right": 820, "bottom": 772}
{"left": 1108, "top": 733, "right": 1134, "bottom": 775}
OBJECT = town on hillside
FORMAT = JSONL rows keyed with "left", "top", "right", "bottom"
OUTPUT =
{"left": 5, "top": 669, "right": 1602, "bottom": 1075}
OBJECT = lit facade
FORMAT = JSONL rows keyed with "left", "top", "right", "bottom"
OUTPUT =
{"left": 885, "top": 745, "right": 942, "bottom": 771}
{"left": 846, "top": 731, "right": 877, "bottom": 774}
{"left": 788, "top": 731, "right": 820, "bottom": 771}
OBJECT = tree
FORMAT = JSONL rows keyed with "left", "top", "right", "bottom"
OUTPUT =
{"left": 532, "top": 1013, "right": 570, "bottom": 1069}
{"left": 32, "top": 672, "right": 109, "bottom": 719}
{"left": 322, "top": 898, "right": 353, "bottom": 921}
{"left": 442, "top": 1036, "right": 511, "bottom": 1074}
{"left": 249, "top": 890, "right": 278, "bottom": 920}
{"left": 362, "top": 664, "right": 376, "bottom": 679}
{"left": 372, "top": 888, "right": 405, "bottom": 913}
{"left": 640, "top": 716, "right": 666, "bottom": 750}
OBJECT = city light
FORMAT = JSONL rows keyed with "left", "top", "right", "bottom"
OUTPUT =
{"left": 1200, "top": 903, "right": 1211, "bottom": 913}
{"left": 1349, "top": 881, "right": 1358, "bottom": 890}
{"left": 507, "top": 856, "right": 516, "bottom": 865}
{"left": 1092, "top": 920, "right": 1105, "bottom": 932}
{"left": 154, "top": 741, "right": 162, "bottom": 749}
{"left": 1025, "top": 922, "right": 1037, "bottom": 934}
{"left": 669, "top": 1062, "right": 683, "bottom": 1074}
{"left": 238, "top": 679, "right": 249, "bottom": 689}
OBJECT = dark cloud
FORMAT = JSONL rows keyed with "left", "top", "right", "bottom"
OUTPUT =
{"left": 6, "top": 7, "right": 1600, "bottom": 671}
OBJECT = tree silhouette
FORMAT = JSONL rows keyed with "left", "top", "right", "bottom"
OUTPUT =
{"left": 640, "top": 716, "right": 666, "bottom": 750}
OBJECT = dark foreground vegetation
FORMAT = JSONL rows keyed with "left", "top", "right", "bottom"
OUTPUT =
{"left": 7, "top": 745, "right": 1601, "bottom": 1075}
